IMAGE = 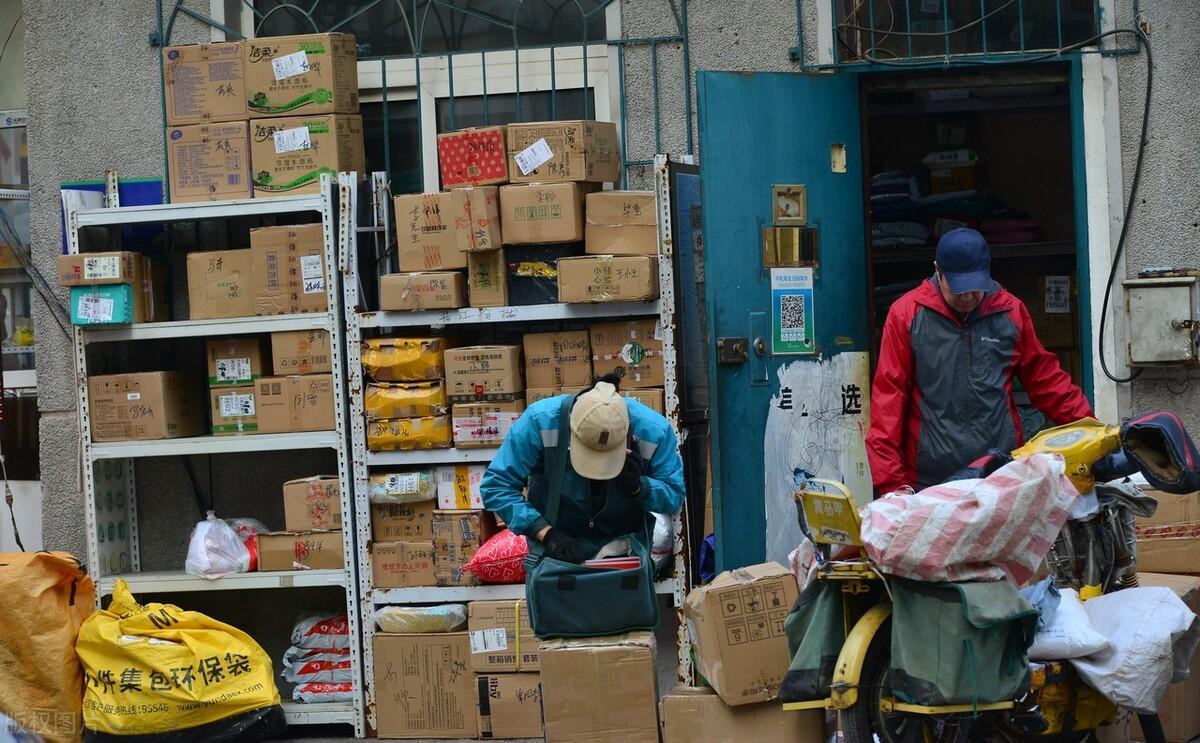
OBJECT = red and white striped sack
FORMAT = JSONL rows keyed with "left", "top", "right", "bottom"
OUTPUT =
{"left": 860, "top": 453, "right": 1077, "bottom": 585}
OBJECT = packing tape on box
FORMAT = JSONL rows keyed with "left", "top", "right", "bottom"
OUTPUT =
{"left": 514, "top": 261, "right": 556, "bottom": 278}
{"left": 452, "top": 412, "right": 521, "bottom": 444}
{"left": 365, "top": 382, "right": 448, "bottom": 420}
{"left": 513, "top": 600, "right": 524, "bottom": 672}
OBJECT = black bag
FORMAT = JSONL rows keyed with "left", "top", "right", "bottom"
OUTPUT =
{"left": 1122, "top": 411, "right": 1200, "bottom": 493}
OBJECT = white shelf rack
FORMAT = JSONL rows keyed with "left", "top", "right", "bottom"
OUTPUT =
{"left": 67, "top": 175, "right": 364, "bottom": 736}
{"left": 340, "top": 162, "right": 693, "bottom": 730}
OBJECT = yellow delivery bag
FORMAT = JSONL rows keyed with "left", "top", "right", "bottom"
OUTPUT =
{"left": 0, "top": 551, "right": 94, "bottom": 743}
{"left": 75, "top": 579, "right": 285, "bottom": 740}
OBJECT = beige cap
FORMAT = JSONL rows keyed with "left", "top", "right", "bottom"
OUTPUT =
{"left": 569, "top": 381, "right": 630, "bottom": 480}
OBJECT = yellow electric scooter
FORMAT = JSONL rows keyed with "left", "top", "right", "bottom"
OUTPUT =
{"left": 782, "top": 418, "right": 1148, "bottom": 743}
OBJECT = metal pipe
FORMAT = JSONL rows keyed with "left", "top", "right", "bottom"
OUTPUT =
{"left": 381, "top": 59, "right": 391, "bottom": 186}
{"left": 618, "top": 43, "right": 628, "bottom": 189}
{"left": 447, "top": 51, "right": 456, "bottom": 130}
{"left": 651, "top": 44, "right": 661, "bottom": 154}
{"left": 681, "top": 0, "right": 693, "bottom": 152}
{"left": 481, "top": 50, "right": 489, "bottom": 125}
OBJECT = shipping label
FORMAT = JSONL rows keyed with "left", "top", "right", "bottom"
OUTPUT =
{"left": 469, "top": 628, "right": 508, "bottom": 654}
{"left": 271, "top": 51, "right": 310, "bottom": 80}
{"left": 219, "top": 393, "right": 255, "bottom": 418}
{"left": 300, "top": 254, "right": 325, "bottom": 293}
{"left": 273, "top": 126, "right": 312, "bottom": 154}
{"left": 77, "top": 295, "right": 115, "bottom": 323}
{"left": 513, "top": 138, "right": 553, "bottom": 175}
{"left": 216, "top": 357, "right": 252, "bottom": 383}
{"left": 83, "top": 255, "right": 121, "bottom": 280}
{"left": 384, "top": 473, "right": 421, "bottom": 495}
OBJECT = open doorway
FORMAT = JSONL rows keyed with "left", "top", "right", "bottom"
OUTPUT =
{"left": 861, "top": 65, "right": 1085, "bottom": 428}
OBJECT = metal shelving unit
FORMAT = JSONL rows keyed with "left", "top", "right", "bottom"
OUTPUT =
{"left": 67, "top": 175, "right": 365, "bottom": 736}
{"left": 340, "top": 160, "right": 693, "bottom": 730}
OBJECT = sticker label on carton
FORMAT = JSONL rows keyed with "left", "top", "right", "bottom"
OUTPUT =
{"left": 219, "top": 393, "right": 256, "bottom": 418}
{"left": 620, "top": 342, "right": 646, "bottom": 365}
{"left": 301, "top": 255, "right": 325, "bottom": 294}
{"left": 126, "top": 392, "right": 141, "bottom": 401}
{"left": 384, "top": 473, "right": 421, "bottom": 495}
{"left": 274, "top": 126, "right": 313, "bottom": 154}
{"left": 216, "top": 357, "right": 252, "bottom": 383}
{"left": 76, "top": 295, "right": 114, "bottom": 322}
{"left": 272, "top": 50, "right": 310, "bottom": 80}
{"left": 513, "top": 138, "right": 553, "bottom": 175}
{"left": 83, "top": 256, "right": 121, "bottom": 280}
{"left": 1045, "top": 276, "right": 1071, "bottom": 314}
{"left": 469, "top": 628, "right": 508, "bottom": 654}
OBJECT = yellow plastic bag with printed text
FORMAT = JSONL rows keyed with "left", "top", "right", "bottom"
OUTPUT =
{"left": 75, "top": 579, "right": 285, "bottom": 741}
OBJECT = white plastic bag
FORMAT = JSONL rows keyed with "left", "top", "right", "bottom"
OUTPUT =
{"left": 281, "top": 646, "right": 353, "bottom": 684}
{"left": 373, "top": 604, "right": 467, "bottom": 634}
{"left": 651, "top": 512, "right": 673, "bottom": 571}
{"left": 290, "top": 611, "right": 350, "bottom": 650}
{"left": 292, "top": 682, "right": 355, "bottom": 703}
{"left": 1070, "top": 587, "right": 1200, "bottom": 713}
{"left": 184, "top": 511, "right": 250, "bottom": 579}
{"left": 1029, "top": 588, "right": 1110, "bottom": 660}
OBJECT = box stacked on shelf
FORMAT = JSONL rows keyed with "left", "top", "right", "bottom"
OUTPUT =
{"left": 590, "top": 318, "right": 665, "bottom": 388}
{"left": 432, "top": 509, "right": 488, "bottom": 587}
{"left": 87, "top": 372, "right": 205, "bottom": 442}
{"left": 370, "top": 496, "right": 437, "bottom": 588}
{"left": 260, "top": 475, "right": 345, "bottom": 572}
{"left": 186, "top": 249, "right": 253, "bottom": 319}
{"left": 445, "top": 345, "right": 525, "bottom": 448}
{"left": 57, "top": 251, "right": 165, "bottom": 326}
{"left": 523, "top": 330, "right": 592, "bottom": 405}
{"left": 362, "top": 338, "right": 452, "bottom": 451}
{"left": 206, "top": 336, "right": 267, "bottom": 435}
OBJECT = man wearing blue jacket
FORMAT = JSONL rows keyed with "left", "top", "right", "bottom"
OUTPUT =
{"left": 481, "top": 379, "right": 685, "bottom": 563}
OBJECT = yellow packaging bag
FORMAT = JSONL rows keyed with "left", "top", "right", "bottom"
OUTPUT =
{"left": 75, "top": 579, "right": 284, "bottom": 738}
{"left": 365, "top": 381, "right": 448, "bottom": 420}
{"left": 0, "top": 551, "right": 94, "bottom": 743}
{"left": 367, "top": 415, "right": 452, "bottom": 451}
{"left": 361, "top": 337, "right": 446, "bottom": 382}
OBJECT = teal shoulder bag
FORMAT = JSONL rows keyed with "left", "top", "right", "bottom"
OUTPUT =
{"left": 523, "top": 395, "right": 660, "bottom": 638}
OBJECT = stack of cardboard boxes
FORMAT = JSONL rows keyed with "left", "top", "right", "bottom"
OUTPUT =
{"left": 362, "top": 337, "right": 453, "bottom": 451}
{"left": 258, "top": 474, "right": 344, "bottom": 572}
{"left": 368, "top": 498, "right": 491, "bottom": 589}
{"left": 446, "top": 345, "right": 526, "bottom": 449}
{"left": 163, "top": 33, "right": 364, "bottom": 202}
{"left": 383, "top": 119, "right": 659, "bottom": 311}
{"left": 57, "top": 251, "right": 166, "bottom": 327}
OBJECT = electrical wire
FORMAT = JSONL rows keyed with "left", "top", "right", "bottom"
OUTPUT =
{"left": 857, "top": 27, "right": 1153, "bottom": 384}
{"left": 838, "top": 0, "right": 1017, "bottom": 38}
{"left": 0, "top": 203, "right": 72, "bottom": 339}
{"left": 0, "top": 13, "right": 21, "bottom": 67}
{"left": 0, "top": 436, "right": 23, "bottom": 551}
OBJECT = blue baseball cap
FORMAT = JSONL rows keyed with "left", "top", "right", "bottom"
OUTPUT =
{"left": 935, "top": 228, "right": 993, "bottom": 294}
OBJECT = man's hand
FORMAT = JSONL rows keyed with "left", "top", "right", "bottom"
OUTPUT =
{"left": 541, "top": 528, "right": 584, "bottom": 564}
{"left": 616, "top": 434, "right": 645, "bottom": 496}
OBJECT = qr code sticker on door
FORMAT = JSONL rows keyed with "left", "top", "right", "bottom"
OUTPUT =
{"left": 780, "top": 294, "right": 807, "bottom": 341}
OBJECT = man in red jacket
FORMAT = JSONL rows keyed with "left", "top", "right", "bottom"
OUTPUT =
{"left": 866, "top": 228, "right": 1093, "bottom": 495}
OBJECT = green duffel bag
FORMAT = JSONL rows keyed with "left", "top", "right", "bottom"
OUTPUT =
{"left": 889, "top": 579, "right": 1038, "bottom": 707}
{"left": 523, "top": 397, "right": 659, "bottom": 639}
{"left": 779, "top": 580, "right": 846, "bottom": 701}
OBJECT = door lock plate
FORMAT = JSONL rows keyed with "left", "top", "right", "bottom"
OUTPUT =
{"left": 718, "top": 337, "right": 750, "bottom": 364}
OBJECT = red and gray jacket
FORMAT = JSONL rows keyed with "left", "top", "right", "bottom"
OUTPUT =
{"left": 866, "top": 278, "right": 1094, "bottom": 494}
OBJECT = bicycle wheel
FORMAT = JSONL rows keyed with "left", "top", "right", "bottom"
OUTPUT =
{"left": 840, "top": 620, "right": 932, "bottom": 743}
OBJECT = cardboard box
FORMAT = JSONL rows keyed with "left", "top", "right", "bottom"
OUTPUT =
{"left": 505, "top": 243, "right": 584, "bottom": 306}
{"left": 1130, "top": 573, "right": 1200, "bottom": 743}
{"left": 57, "top": 252, "right": 140, "bottom": 287}
{"left": 163, "top": 42, "right": 247, "bottom": 125}
{"left": 585, "top": 191, "right": 658, "bottom": 256}
{"left": 506, "top": 120, "right": 620, "bottom": 184}
{"left": 438, "top": 126, "right": 508, "bottom": 188}
{"left": 623, "top": 387, "right": 665, "bottom": 415}
{"left": 209, "top": 385, "right": 258, "bottom": 435}
{"left": 499, "top": 183, "right": 586, "bottom": 245}
{"left": 249, "top": 114, "right": 364, "bottom": 197}
{"left": 283, "top": 475, "right": 342, "bottom": 531}
{"left": 243, "top": 33, "right": 359, "bottom": 117}
{"left": 394, "top": 192, "right": 467, "bottom": 271}
{"left": 374, "top": 633, "right": 477, "bottom": 739}
{"left": 523, "top": 330, "right": 592, "bottom": 389}
{"left": 206, "top": 337, "right": 268, "bottom": 386}
{"left": 367, "top": 416, "right": 453, "bottom": 452}
{"left": 436, "top": 464, "right": 486, "bottom": 510}
{"left": 88, "top": 372, "right": 204, "bottom": 442}
{"left": 558, "top": 255, "right": 659, "bottom": 303}
{"left": 682, "top": 563, "right": 800, "bottom": 706}
{"left": 1135, "top": 527, "right": 1200, "bottom": 575}
{"left": 1007, "top": 274, "right": 1078, "bottom": 349}
{"left": 476, "top": 673, "right": 544, "bottom": 739}
{"left": 590, "top": 319, "right": 664, "bottom": 389}
{"left": 467, "top": 248, "right": 508, "bottom": 308}
{"left": 929, "top": 165, "right": 976, "bottom": 195}
{"left": 451, "top": 400, "right": 525, "bottom": 449}
{"left": 258, "top": 530, "right": 343, "bottom": 571}
{"left": 1137, "top": 490, "right": 1200, "bottom": 527}
{"left": 361, "top": 337, "right": 446, "bottom": 382}
{"left": 455, "top": 186, "right": 502, "bottom": 253}
{"left": 539, "top": 632, "right": 658, "bottom": 743}
{"left": 371, "top": 541, "right": 436, "bottom": 588}
{"left": 187, "top": 249, "right": 254, "bottom": 319}
{"left": 271, "top": 329, "right": 332, "bottom": 375}
{"left": 166, "top": 122, "right": 252, "bottom": 203}
{"left": 250, "top": 223, "right": 328, "bottom": 315}
{"left": 68, "top": 256, "right": 159, "bottom": 326}
{"left": 468, "top": 600, "right": 539, "bottom": 673}
{"left": 365, "top": 381, "right": 448, "bottom": 420}
{"left": 255, "top": 374, "right": 335, "bottom": 433}
{"left": 372, "top": 500, "right": 437, "bottom": 541}
{"left": 525, "top": 386, "right": 584, "bottom": 406}
{"left": 432, "top": 510, "right": 483, "bottom": 587}
{"left": 379, "top": 271, "right": 467, "bottom": 311}
{"left": 660, "top": 687, "right": 824, "bottom": 743}
{"left": 445, "top": 345, "right": 524, "bottom": 403}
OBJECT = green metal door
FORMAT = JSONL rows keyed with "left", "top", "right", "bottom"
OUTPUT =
{"left": 698, "top": 71, "right": 871, "bottom": 570}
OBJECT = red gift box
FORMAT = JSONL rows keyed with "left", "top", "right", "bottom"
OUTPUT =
{"left": 437, "top": 126, "right": 509, "bottom": 188}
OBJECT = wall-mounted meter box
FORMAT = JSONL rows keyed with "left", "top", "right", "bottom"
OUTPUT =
{"left": 1124, "top": 276, "right": 1200, "bottom": 365}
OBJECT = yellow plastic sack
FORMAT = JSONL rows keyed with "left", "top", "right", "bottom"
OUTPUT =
{"left": 75, "top": 579, "right": 282, "bottom": 737}
{"left": 367, "top": 415, "right": 452, "bottom": 451}
{"left": 365, "top": 381, "right": 448, "bottom": 419}
{"left": 361, "top": 337, "right": 446, "bottom": 381}
{"left": 0, "top": 551, "right": 94, "bottom": 743}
